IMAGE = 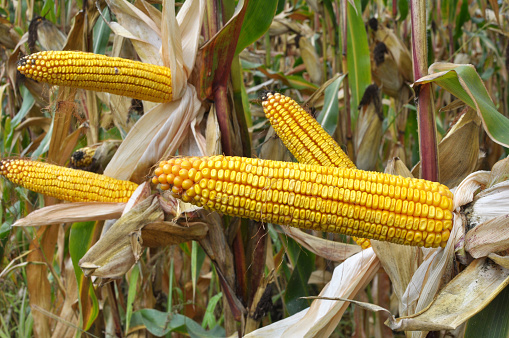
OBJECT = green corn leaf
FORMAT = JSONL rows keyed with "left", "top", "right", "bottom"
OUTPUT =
{"left": 414, "top": 63, "right": 509, "bottom": 148}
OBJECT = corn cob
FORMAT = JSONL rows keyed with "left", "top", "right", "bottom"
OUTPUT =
{"left": 17, "top": 51, "right": 172, "bottom": 103}
{"left": 262, "top": 92, "right": 372, "bottom": 248}
{"left": 70, "top": 146, "right": 96, "bottom": 169}
{"left": 261, "top": 92, "right": 355, "bottom": 169}
{"left": 0, "top": 159, "right": 138, "bottom": 202}
{"left": 152, "top": 156, "right": 454, "bottom": 248}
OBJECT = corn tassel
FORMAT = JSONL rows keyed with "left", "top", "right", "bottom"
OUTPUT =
{"left": 17, "top": 51, "right": 172, "bottom": 103}
{"left": 152, "top": 156, "right": 454, "bottom": 248}
{"left": 262, "top": 92, "right": 373, "bottom": 248}
{"left": 1, "top": 159, "right": 138, "bottom": 203}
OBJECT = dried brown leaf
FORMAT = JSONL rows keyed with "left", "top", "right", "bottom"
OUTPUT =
{"left": 141, "top": 220, "right": 208, "bottom": 247}
{"left": 79, "top": 195, "right": 163, "bottom": 280}
{"left": 299, "top": 37, "right": 322, "bottom": 84}
{"left": 13, "top": 203, "right": 125, "bottom": 227}
{"left": 245, "top": 249, "right": 380, "bottom": 337}
{"left": 387, "top": 258, "right": 509, "bottom": 331}
{"left": 281, "top": 227, "right": 360, "bottom": 262}
{"left": 104, "top": 87, "right": 202, "bottom": 182}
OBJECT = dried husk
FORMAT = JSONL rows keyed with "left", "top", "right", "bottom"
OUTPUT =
{"left": 460, "top": 157, "right": 509, "bottom": 257}
{"left": 386, "top": 258, "right": 509, "bottom": 331}
{"left": 31, "top": 17, "right": 66, "bottom": 51}
{"left": 281, "top": 226, "right": 361, "bottom": 262}
{"left": 299, "top": 37, "right": 322, "bottom": 84}
{"left": 79, "top": 195, "right": 163, "bottom": 280}
{"left": 260, "top": 127, "right": 293, "bottom": 163}
{"left": 371, "top": 42, "right": 403, "bottom": 98}
{"left": 245, "top": 248, "right": 380, "bottom": 337}
{"left": 372, "top": 24, "right": 413, "bottom": 83}
{"left": 355, "top": 85, "right": 383, "bottom": 171}
{"left": 141, "top": 220, "right": 208, "bottom": 247}
{"left": 412, "top": 108, "right": 481, "bottom": 188}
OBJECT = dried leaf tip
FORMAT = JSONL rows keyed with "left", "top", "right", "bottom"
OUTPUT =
{"left": 17, "top": 51, "right": 173, "bottom": 103}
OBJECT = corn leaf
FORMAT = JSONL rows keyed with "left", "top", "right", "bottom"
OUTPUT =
{"left": 346, "top": 0, "right": 371, "bottom": 115}
{"left": 414, "top": 63, "right": 509, "bottom": 148}
{"left": 125, "top": 264, "right": 140, "bottom": 334}
{"left": 69, "top": 222, "right": 100, "bottom": 330}
{"left": 129, "top": 309, "right": 226, "bottom": 336}
{"left": 283, "top": 241, "right": 315, "bottom": 315}
{"left": 235, "top": 0, "right": 277, "bottom": 55}
{"left": 317, "top": 74, "right": 346, "bottom": 135}
{"left": 465, "top": 276, "right": 509, "bottom": 338}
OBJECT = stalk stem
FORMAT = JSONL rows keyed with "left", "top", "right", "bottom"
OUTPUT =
{"left": 411, "top": 0, "right": 439, "bottom": 181}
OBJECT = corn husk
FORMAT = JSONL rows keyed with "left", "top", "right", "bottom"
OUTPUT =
{"left": 245, "top": 248, "right": 380, "bottom": 337}
{"left": 79, "top": 194, "right": 163, "bottom": 281}
{"left": 372, "top": 23, "right": 413, "bottom": 83}
{"left": 371, "top": 42, "right": 403, "bottom": 97}
{"left": 355, "top": 84, "right": 383, "bottom": 170}
{"left": 299, "top": 37, "right": 322, "bottom": 84}
{"left": 28, "top": 16, "right": 66, "bottom": 52}
{"left": 412, "top": 108, "right": 481, "bottom": 188}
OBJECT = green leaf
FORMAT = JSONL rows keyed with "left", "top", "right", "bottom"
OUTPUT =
{"left": 125, "top": 264, "right": 140, "bottom": 334}
{"left": 201, "top": 292, "right": 222, "bottom": 329}
{"left": 69, "top": 222, "right": 100, "bottom": 330}
{"left": 235, "top": 0, "right": 277, "bottom": 55}
{"left": 93, "top": 7, "right": 111, "bottom": 55}
{"left": 131, "top": 309, "right": 225, "bottom": 337}
{"left": 346, "top": 0, "right": 371, "bottom": 117}
{"left": 317, "top": 74, "right": 346, "bottom": 135}
{"left": 283, "top": 239, "right": 315, "bottom": 315}
{"left": 415, "top": 63, "right": 509, "bottom": 148}
{"left": 398, "top": 0, "right": 409, "bottom": 21}
{"left": 465, "top": 283, "right": 509, "bottom": 338}
{"left": 453, "top": 0, "right": 470, "bottom": 42}
{"left": 11, "top": 86, "right": 34, "bottom": 127}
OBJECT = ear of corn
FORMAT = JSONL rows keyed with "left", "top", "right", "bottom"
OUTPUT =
{"left": 1, "top": 159, "right": 138, "bottom": 203}
{"left": 261, "top": 92, "right": 356, "bottom": 169}
{"left": 17, "top": 51, "right": 172, "bottom": 103}
{"left": 262, "top": 91, "right": 373, "bottom": 248}
{"left": 152, "top": 156, "right": 454, "bottom": 248}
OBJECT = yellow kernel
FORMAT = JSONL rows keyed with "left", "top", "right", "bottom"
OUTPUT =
{"left": 182, "top": 179, "right": 193, "bottom": 190}
{"left": 154, "top": 167, "right": 163, "bottom": 176}
{"left": 173, "top": 176, "right": 183, "bottom": 188}
{"left": 179, "top": 169, "right": 189, "bottom": 180}
{"left": 163, "top": 164, "right": 172, "bottom": 175}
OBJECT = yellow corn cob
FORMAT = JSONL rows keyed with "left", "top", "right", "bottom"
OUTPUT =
{"left": 152, "top": 156, "right": 454, "bottom": 248}
{"left": 17, "top": 51, "right": 172, "bottom": 103}
{"left": 262, "top": 92, "right": 372, "bottom": 248}
{"left": 261, "top": 92, "right": 355, "bottom": 169}
{"left": 0, "top": 159, "right": 138, "bottom": 202}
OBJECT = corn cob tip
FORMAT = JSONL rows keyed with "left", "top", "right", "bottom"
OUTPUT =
{"left": 17, "top": 50, "right": 173, "bottom": 103}
{"left": 260, "top": 90, "right": 277, "bottom": 102}
{"left": 152, "top": 155, "right": 454, "bottom": 248}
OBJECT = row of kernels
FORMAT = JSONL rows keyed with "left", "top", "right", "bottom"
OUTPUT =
{"left": 154, "top": 157, "right": 453, "bottom": 216}
{"left": 196, "top": 194, "right": 447, "bottom": 247}
{"left": 21, "top": 51, "right": 171, "bottom": 78}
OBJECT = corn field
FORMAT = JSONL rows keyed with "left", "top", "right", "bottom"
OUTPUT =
{"left": 1, "top": 0, "right": 509, "bottom": 337}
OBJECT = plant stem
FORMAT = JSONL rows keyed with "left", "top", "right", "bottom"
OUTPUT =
{"left": 411, "top": 0, "right": 439, "bottom": 181}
